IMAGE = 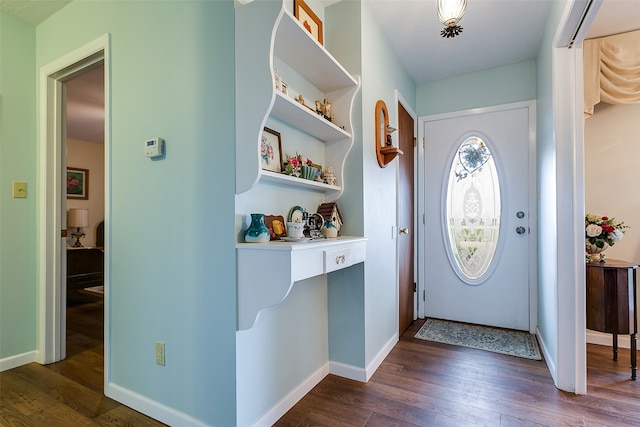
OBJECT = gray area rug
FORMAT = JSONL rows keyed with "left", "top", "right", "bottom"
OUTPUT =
{"left": 415, "top": 318, "right": 542, "bottom": 360}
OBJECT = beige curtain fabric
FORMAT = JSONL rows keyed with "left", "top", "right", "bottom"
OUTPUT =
{"left": 584, "top": 29, "right": 640, "bottom": 117}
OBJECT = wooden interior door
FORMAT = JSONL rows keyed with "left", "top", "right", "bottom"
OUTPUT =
{"left": 398, "top": 102, "right": 415, "bottom": 334}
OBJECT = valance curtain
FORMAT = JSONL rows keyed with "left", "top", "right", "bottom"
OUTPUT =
{"left": 584, "top": 29, "right": 640, "bottom": 117}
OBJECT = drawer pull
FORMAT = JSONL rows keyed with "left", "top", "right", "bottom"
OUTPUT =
{"left": 335, "top": 255, "right": 346, "bottom": 264}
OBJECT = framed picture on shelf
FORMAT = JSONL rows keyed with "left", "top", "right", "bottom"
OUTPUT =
{"left": 294, "top": 0, "right": 323, "bottom": 45}
{"left": 66, "top": 167, "right": 89, "bottom": 200}
{"left": 265, "top": 215, "right": 287, "bottom": 240}
{"left": 261, "top": 127, "right": 283, "bottom": 173}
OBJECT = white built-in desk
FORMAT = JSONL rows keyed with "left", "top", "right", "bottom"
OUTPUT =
{"left": 236, "top": 236, "right": 366, "bottom": 330}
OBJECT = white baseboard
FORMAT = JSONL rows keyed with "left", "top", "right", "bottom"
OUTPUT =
{"left": 0, "top": 351, "right": 37, "bottom": 372}
{"left": 365, "top": 332, "right": 399, "bottom": 381}
{"left": 105, "top": 382, "right": 210, "bottom": 427}
{"left": 251, "top": 363, "right": 330, "bottom": 427}
{"left": 587, "top": 330, "right": 632, "bottom": 349}
{"left": 329, "top": 332, "right": 399, "bottom": 383}
{"left": 536, "top": 327, "right": 556, "bottom": 383}
{"left": 252, "top": 333, "right": 399, "bottom": 426}
{"left": 329, "top": 360, "right": 367, "bottom": 381}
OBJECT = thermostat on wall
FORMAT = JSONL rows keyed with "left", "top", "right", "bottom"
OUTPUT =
{"left": 145, "top": 137, "right": 164, "bottom": 158}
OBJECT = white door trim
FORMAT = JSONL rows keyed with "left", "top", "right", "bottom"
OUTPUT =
{"left": 417, "top": 100, "right": 537, "bottom": 332}
{"left": 37, "top": 33, "right": 111, "bottom": 387}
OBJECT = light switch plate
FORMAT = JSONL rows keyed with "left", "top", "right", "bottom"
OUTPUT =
{"left": 12, "top": 181, "right": 27, "bottom": 198}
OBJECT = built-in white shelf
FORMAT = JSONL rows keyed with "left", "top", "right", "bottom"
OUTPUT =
{"left": 235, "top": 0, "right": 359, "bottom": 198}
{"left": 274, "top": 10, "right": 357, "bottom": 93}
{"left": 271, "top": 92, "right": 351, "bottom": 141}
{"left": 260, "top": 170, "right": 340, "bottom": 191}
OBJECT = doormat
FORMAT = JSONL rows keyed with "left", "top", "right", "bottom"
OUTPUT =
{"left": 83, "top": 285, "right": 104, "bottom": 295}
{"left": 415, "top": 318, "right": 542, "bottom": 360}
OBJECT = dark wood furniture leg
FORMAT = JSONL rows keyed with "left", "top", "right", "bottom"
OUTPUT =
{"left": 631, "top": 332, "right": 637, "bottom": 380}
{"left": 613, "top": 333, "right": 618, "bottom": 361}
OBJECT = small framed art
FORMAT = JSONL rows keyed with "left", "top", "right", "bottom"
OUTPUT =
{"left": 66, "top": 167, "right": 89, "bottom": 200}
{"left": 294, "top": 0, "right": 323, "bottom": 45}
{"left": 261, "top": 127, "right": 283, "bottom": 173}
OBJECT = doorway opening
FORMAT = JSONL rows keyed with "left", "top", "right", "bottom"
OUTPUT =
{"left": 38, "top": 35, "right": 110, "bottom": 383}
{"left": 64, "top": 63, "right": 105, "bottom": 372}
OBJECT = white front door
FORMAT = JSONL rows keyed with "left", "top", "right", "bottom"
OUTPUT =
{"left": 420, "top": 101, "right": 536, "bottom": 331}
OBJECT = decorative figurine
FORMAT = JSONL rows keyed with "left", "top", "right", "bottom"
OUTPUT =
{"left": 274, "top": 68, "right": 282, "bottom": 91}
{"left": 323, "top": 166, "right": 337, "bottom": 186}
{"left": 323, "top": 98, "right": 333, "bottom": 122}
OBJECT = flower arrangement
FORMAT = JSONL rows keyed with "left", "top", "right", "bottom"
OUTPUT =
{"left": 585, "top": 214, "right": 629, "bottom": 255}
{"left": 284, "top": 153, "right": 313, "bottom": 177}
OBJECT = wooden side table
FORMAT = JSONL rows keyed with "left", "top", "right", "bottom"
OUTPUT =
{"left": 586, "top": 259, "right": 638, "bottom": 380}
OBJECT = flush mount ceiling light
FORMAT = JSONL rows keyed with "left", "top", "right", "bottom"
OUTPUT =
{"left": 437, "top": 0, "right": 467, "bottom": 38}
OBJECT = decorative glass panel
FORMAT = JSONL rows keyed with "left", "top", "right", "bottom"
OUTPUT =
{"left": 445, "top": 136, "right": 501, "bottom": 282}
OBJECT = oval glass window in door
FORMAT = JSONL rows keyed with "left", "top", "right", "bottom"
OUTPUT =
{"left": 444, "top": 135, "right": 501, "bottom": 283}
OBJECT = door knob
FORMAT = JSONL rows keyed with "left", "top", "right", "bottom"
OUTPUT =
{"left": 399, "top": 228, "right": 408, "bottom": 235}
{"left": 516, "top": 226, "right": 526, "bottom": 235}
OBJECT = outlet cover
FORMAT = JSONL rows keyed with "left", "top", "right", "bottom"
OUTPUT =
{"left": 155, "top": 341, "right": 165, "bottom": 366}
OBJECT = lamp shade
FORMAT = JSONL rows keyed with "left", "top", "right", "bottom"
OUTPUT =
{"left": 68, "top": 209, "right": 89, "bottom": 228}
{"left": 437, "top": 0, "right": 467, "bottom": 27}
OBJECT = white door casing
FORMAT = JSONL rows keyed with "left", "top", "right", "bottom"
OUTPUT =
{"left": 418, "top": 101, "right": 537, "bottom": 332}
{"left": 38, "top": 35, "right": 110, "bottom": 373}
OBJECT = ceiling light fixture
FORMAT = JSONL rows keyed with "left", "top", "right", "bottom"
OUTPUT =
{"left": 437, "top": 0, "right": 467, "bottom": 38}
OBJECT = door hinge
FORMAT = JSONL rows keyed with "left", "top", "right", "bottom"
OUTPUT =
{"left": 413, "top": 282, "right": 417, "bottom": 293}
{"left": 423, "top": 290, "right": 426, "bottom": 301}
{"left": 413, "top": 137, "right": 417, "bottom": 148}
{"left": 61, "top": 229, "right": 67, "bottom": 238}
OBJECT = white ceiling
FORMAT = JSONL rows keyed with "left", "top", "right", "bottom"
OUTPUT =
{"left": 3, "top": 0, "right": 639, "bottom": 144}
{"left": 368, "top": 0, "right": 640, "bottom": 85}
{"left": 0, "top": 0, "right": 71, "bottom": 26}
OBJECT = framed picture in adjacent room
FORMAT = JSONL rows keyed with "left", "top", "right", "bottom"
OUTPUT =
{"left": 67, "top": 167, "right": 89, "bottom": 199}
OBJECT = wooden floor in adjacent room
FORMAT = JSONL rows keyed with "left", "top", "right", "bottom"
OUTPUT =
{"left": 0, "top": 293, "right": 167, "bottom": 426}
{"left": 2, "top": 302, "right": 640, "bottom": 426}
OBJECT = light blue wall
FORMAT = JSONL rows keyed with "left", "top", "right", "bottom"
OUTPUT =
{"left": 416, "top": 60, "right": 537, "bottom": 116}
{"left": 325, "top": 0, "right": 366, "bottom": 368}
{"left": 535, "top": 0, "right": 566, "bottom": 376}
{"left": 34, "top": 1, "right": 237, "bottom": 425}
{"left": 0, "top": 13, "right": 38, "bottom": 360}
{"left": 360, "top": 0, "right": 416, "bottom": 366}
{"left": 324, "top": 0, "right": 417, "bottom": 369}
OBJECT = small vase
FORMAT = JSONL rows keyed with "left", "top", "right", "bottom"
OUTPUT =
{"left": 300, "top": 165, "right": 319, "bottom": 180}
{"left": 244, "top": 213, "right": 270, "bottom": 243}
{"left": 321, "top": 218, "right": 338, "bottom": 238}
{"left": 585, "top": 239, "right": 608, "bottom": 261}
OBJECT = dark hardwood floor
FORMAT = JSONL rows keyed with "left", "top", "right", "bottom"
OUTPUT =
{"left": 276, "top": 321, "right": 640, "bottom": 426}
{"left": 2, "top": 300, "right": 640, "bottom": 426}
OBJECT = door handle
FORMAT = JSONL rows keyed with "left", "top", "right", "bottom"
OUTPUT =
{"left": 399, "top": 227, "right": 409, "bottom": 235}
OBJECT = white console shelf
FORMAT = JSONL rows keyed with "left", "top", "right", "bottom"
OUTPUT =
{"left": 236, "top": 237, "right": 366, "bottom": 330}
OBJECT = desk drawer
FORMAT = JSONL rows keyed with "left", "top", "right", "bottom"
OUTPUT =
{"left": 324, "top": 247, "right": 352, "bottom": 273}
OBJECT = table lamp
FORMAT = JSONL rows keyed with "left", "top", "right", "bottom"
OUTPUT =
{"left": 68, "top": 208, "right": 89, "bottom": 247}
